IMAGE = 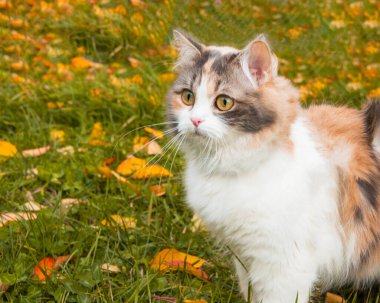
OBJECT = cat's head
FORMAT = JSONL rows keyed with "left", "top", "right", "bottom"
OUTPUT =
{"left": 166, "top": 30, "right": 299, "bottom": 172}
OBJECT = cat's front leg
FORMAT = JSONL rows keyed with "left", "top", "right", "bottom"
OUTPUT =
{"left": 249, "top": 257, "right": 317, "bottom": 303}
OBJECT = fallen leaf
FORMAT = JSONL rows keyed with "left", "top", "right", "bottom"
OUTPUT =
{"left": 146, "top": 141, "right": 162, "bottom": 155}
{"left": 100, "top": 263, "right": 121, "bottom": 273}
{"left": 88, "top": 139, "right": 110, "bottom": 146}
{"left": 101, "top": 214, "right": 137, "bottom": 230}
{"left": 184, "top": 300, "right": 208, "bottom": 303}
{"left": 149, "top": 185, "right": 165, "bottom": 197}
{"left": 191, "top": 214, "right": 206, "bottom": 232}
{"left": 98, "top": 166, "right": 113, "bottom": 178}
{"left": 116, "top": 157, "right": 146, "bottom": 175}
{"left": 133, "top": 165, "right": 172, "bottom": 179}
{"left": 128, "top": 57, "right": 140, "bottom": 68}
{"left": 90, "top": 122, "right": 106, "bottom": 138}
{"left": 144, "top": 127, "right": 164, "bottom": 139}
{"left": 33, "top": 257, "right": 55, "bottom": 281}
{"left": 103, "top": 156, "right": 116, "bottom": 166}
{"left": 22, "top": 145, "right": 51, "bottom": 157}
{"left": 0, "top": 140, "right": 17, "bottom": 158}
{"left": 130, "top": 0, "right": 146, "bottom": 9}
{"left": 23, "top": 201, "right": 46, "bottom": 211}
{"left": 110, "top": 170, "right": 138, "bottom": 191}
{"left": 325, "top": 292, "right": 345, "bottom": 303}
{"left": 132, "top": 135, "right": 149, "bottom": 152}
{"left": 50, "top": 129, "right": 65, "bottom": 142}
{"left": 150, "top": 249, "right": 208, "bottom": 280}
{"left": 0, "top": 212, "right": 37, "bottom": 227}
{"left": 25, "top": 168, "right": 39, "bottom": 179}
{"left": 71, "top": 56, "right": 93, "bottom": 68}
{"left": 57, "top": 145, "right": 75, "bottom": 156}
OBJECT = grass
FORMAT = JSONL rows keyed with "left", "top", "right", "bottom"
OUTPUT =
{"left": 0, "top": 0, "right": 379, "bottom": 302}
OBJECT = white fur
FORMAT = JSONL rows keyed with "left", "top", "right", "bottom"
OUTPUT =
{"left": 182, "top": 117, "right": 349, "bottom": 303}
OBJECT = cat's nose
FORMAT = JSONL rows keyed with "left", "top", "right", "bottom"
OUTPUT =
{"left": 191, "top": 118, "right": 203, "bottom": 127}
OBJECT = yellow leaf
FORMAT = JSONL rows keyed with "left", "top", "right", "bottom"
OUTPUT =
{"left": 144, "top": 127, "right": 164, "bottom": 139}
{"left": 133, "top": 164, "right": 172, "bottom": 179}
{"left": 150, "top": 248, "right": 208, "bottom": 280}
{"left": 132, "top": 135, "right": 149, "bottom": 152}
{"left": 128, "top": 57, "right": 140, "bottom": 68}
{"left": 116, "top": 157, "right": 146, "bottom": 175}
{"left": 101, "top": 214, "right": 137, "bottom": 230}
{"left": 184, "top": 300, "right": 208, "bottom": 303}
{"left": 71, "top": 56, "right": 92, "bottom": 69}
{"left": 97, "top": 166, "right": 113, "bottom": 178}
{"left": 0, "top": 140, "right": 17, "bottom": 158}
{"left": 90, "top": 122, "right": 106, "bottom": 139}
{"left": 130, "top": 0, "right": 146, "bottom": 8}
{"left": 368, "top": 88, "right": 380, "bottom": 99}
{"left": 50, "top": 130, "right": 65, "bottom": 142}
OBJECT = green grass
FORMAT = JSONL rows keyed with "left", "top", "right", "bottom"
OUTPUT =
{"left": 0, "top": 0, "right": 379, "bottom": 302}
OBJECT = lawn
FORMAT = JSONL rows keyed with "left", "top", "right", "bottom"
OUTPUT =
{"left": 0, "top": 0, "right": 379, "bottom": 302}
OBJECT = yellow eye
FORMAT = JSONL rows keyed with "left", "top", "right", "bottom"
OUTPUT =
{"left": 215, "top": 95, "right": 234, "bottom": 111}
{"left": 181, "top": 90, "right": 195, "bottom": 106}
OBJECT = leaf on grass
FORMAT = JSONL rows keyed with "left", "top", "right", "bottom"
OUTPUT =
{"left": 110, "top": 170, "right": 138, "bottom": 191}
{"left": 132, "top": 135, "right": 149, "bottom": 153}
{"left": 144, "top": 127, "right": 164, "bottom": 139}
{"left": 0, "top": 140, "right": 17, "bottom": 158}
{"left": 71, "top": 56, "right": 93, "bottom": 69}
{"left": 325, "top": 292, "right": 345, "bottom": 303}
{"left": 0, "top": 212, "right": 37, "bottom": 227}
{"left": 97, "top": 166, "right": 113, "bottom": 178}
{"left": 23, "top": 201, "right": 45, "bottom": 211}
{"left": 191, "top": 214, "right": 206, "bottom": 232}
{"left": 146, "top": 141, "right": 162, "bottom": 155}
{"left": 184, "top": 300, "right": 208, "bottom": 303}
{"left": 50, "top": 129, "right": 65, "bottom": 142}
{"left": 22, "top": 145, "right": 51, "bottom": 157}
{"left": 57, "top": 145, "right": 75, "bottom": 156}
{"left": 150, "top": 249, "right": 208, "bottom": 280}
{"left": 149, "top": 185, "right": 165, "bottom": 197}
{"left": 103, "top": 156, "right": 116, "bottom": 166}
{"left": 100, "top": 263, "right": 121, "bottom": 273}
{"left": 101, "top": 214, "right": 137, "bottom": 230}
{"left": 33, "top": 255, "right": 72, "bottom": 281}
{"left": 88, "top": 122, "right": 109, "bottom": 146}
{"left": 133, "top": 165, "right": 172, "bottom": 179}
{"left": 61, "top": 198, "right": 84, "bottom": 208}
{"left": 116, "top": 157, "right": 146, "bottom": 175}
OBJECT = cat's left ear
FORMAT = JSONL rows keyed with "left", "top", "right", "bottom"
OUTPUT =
{"left": 240, "top": 35, "right": 278, "bottom": 87}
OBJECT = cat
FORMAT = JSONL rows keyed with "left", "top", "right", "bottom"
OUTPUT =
{"left": 166, "top": 29, "right": 380, "bottom": 303}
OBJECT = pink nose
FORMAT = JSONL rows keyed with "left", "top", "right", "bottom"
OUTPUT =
{"left": 191, "top": 118, "right": 203, "bottom": 127}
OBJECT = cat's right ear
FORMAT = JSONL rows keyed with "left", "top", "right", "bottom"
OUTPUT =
{"left": 172, "top": 30, "right": 203, "bottom": 70}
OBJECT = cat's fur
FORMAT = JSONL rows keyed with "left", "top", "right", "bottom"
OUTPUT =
{"left": 166, "top": 30, "right": 380, "bottom": 303}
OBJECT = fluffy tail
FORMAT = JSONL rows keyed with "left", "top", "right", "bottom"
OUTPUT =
{"left": 362, "top": 98, "right": 380, "bottom": 151}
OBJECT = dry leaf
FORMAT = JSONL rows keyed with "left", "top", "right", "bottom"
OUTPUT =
{"left": 23, "top": 201, "right": 45, "bottom": 211}
{"left": 128, "top": 57, "right": 140, "bottom": 68}
{"left": 116, "top": 157, "right": 146, "bottom": 175}
{"left": 71, "top": 56, "right": 93, "bottom": 68}
{"left": 325, "top": 292, "right": 345, "bottom": 303}
{"left": 26, "top": 168, "right": 39, "bottom": 179}
{"left": 101, "top": 214, "right": 137, "bottom": 230}
{"left": 57, "top": 145, "right": 75, "bottom": 156}
{"left": 61, "top": 198, "right": 83, "bottom": 208}
{"left": 50, "top": 129, "right": 65, "bottom": 142}
{"left": 184, "top": 300, "right": 208, "bottom": 303}
{"left": 103, "top": 156, "right": 116, "bottom": 166}
{"left": 0, "top": 140, "right": 17, "bottom": 158}
{"left": 149, "top": 185, "right": 165, "bottom": 197}
{"left": 0, "top": 212, "right": 37, "bottom": 227}
{"left": 146, "top": 141, "right": 162, "bottom": 155}
{"left": 150, "top": 248, "right": 208, "bottom": 280}
{"left": 22, "top": 145, "right": 51, "bottom": 157}
{"left": 144, "top": 127, "right": 164, "bottom": 139}
{"left": 133, "top": 165, "right": 172, "bottom": 179}
{"left": 98, "top": 166, "right": 113, "bottom": 178}
{"left": 110, "top": 170, "right": 138, "bottom": 191}
{"left": 100, "top": 263, "right": 121, "bottom": 273}
{"left": 191, "top": 214, "right": 206, "bottom": 232}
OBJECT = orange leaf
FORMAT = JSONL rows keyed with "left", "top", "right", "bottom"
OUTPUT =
{"left": 33, "top": 257, "right": 55, "bottom": 281}
{"left": 325, "top": 292, "right": 345, "bottom": 303}
{"left": 132, "top": 164, "right": 172, "bottom": 179}
{"left": 0, "top": 140, "right": 17, "bottom": 158}
{"left": 101, "top": 214, "right": 137, "bottom": 230}
{"left": 184, "top": 300, "right": 208, "bottom": 303}
{"left": 149, "top": 185, "right": 165, "bottom": 197}
{"left": 98, "top": 166, "right": 113, "bottom": 178}
{"left": 132, "top": 135, "right": 149, "bottom": 153}
{"left": 71, "top": 56, "right": 92, "bottom": 68}
{"left": 22, "top": 145, "right": 51, "bottom": 157}
{"left": 144, "top": 127, "right": 164, "bottom": 139}
{"left": 116, "top": 157, "right": 146, "bottom": 175}
{"left": 110, "top": 170, "right": 138, "bottom": 192}
{"left": 150, "top": 249, "right": 208, "bottom": 280}
{"left": 90, "top": 122, "right": 106, "bottom": 139}
{"left": 128, "top": 57, "right": 140, "bottom": 68}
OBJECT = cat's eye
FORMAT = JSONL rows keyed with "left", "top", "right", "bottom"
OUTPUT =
{"left": 181, "top": 90, "right": 195, "bottom": 106}
{"left": 215, "top": 95, "right": 234, "bottom": 111}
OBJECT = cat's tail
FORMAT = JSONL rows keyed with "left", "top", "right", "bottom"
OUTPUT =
{"left": 362, "top": 98, "right": 380, "bottom": 153}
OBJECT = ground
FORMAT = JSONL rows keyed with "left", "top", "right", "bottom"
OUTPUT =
{"left": 0, "top": 0, "right": 379, "bottom": 302}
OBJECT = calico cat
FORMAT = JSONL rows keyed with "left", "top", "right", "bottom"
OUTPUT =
{"left": 166, "top": 29, "right": 380, "bottom": 303}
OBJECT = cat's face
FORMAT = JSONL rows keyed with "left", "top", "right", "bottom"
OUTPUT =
{"left": 166, "top": 30, "right": 299, "bottom": 170}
